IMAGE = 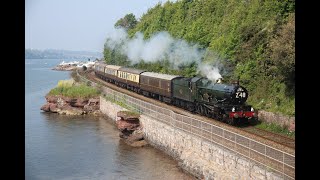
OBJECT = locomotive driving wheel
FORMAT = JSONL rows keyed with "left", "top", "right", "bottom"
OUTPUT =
{"left": 199, "top": 105, "right": 209, "bottom": 117}
{"left": 226, "top": 117, "right": 234, "bottom": 125}
{"left": 195, "top": 103, "right": 201, "bottom": 114}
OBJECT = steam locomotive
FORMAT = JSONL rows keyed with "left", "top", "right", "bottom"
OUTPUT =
{"left": 94, "top": 61, "right": 257, "bottom": 125}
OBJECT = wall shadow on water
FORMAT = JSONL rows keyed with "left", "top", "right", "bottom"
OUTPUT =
{"left": 39, "top": 112, "right": 195, "bottom": 180}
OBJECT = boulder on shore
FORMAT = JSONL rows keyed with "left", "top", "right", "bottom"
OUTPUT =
{"left": 41, "top": 95, "right": 100, "bottom": 115}
{"left": 116, "top": 111, "right": 148, "bottom": 147}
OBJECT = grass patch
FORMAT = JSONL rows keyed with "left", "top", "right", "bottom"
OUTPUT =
{"left": 254, "top": 121, "right": 295, "bottom": 138}
{"left": 103, "top": 94, "right": 140, "bottom": 114}
{"left": 48, "top": 79, "right": 100, "bottom": 98}
{"left": 118, "top": 110, "right": 140, "bottom": 117}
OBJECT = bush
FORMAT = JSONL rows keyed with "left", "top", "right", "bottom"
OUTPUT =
{"left": 70, "top": 70, "right": 80, "bottom": 82}
{"left": 57, "top": 79, "right": 74, "bottom": 88}
{"left": 48, "top": 81, "right": 100, "bottom": 98}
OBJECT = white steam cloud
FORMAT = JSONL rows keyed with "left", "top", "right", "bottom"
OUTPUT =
{"left": 104, "top": 28, "right": 224, "bottom": 82}
{"left": 197, "top": 63, "right": 222, "bottom": 82}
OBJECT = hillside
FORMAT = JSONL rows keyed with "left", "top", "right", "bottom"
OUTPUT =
{"left": 103, "top": 0, "right": 295, "bottom": 116}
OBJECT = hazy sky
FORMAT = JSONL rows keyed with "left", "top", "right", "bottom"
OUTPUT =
{"left": 26, "top": 0, "right": 172, "bottom": 52}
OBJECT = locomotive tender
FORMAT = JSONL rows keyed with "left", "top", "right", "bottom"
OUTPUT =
{"left": 93, "top": 61, "right": 257, "bottom": 125}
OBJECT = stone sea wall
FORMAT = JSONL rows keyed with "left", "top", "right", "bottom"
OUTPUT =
{"left": 99, "top": 96, "right": 284, "bottom": 180}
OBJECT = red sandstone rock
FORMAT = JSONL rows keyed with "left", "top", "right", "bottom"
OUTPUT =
{"left": 62, "top": 97, "right": 74, "bottom": 103}
{"left": 258, "top": 110, "right": 295, "bottom": 132}
{"left": 41, "top": 104, "right": 50, "bottom": 112}
{"left": 46, "top": 96, "right": 58, "bottom": 103}
{"left": 58, "top": 106, "right": 84, "bottom": 115}
{"left": 288, "top": 121, "right": 295, "bottom": 132}
{"left": 116, "top": 120, "right": 140, "bottom": 131}
{"left": 126, "top": 130, "right": 144, "bottom": 142}
{"left": 117, "top": 111, "right": 140, "bottom": 121}
{"left": 49, "top": 103, "right": 59, "bottom": 112}
{"left": 73, "top": 98, "right": 88, "bottom": 107}
{"left": 41, "top": 95, "right": 100, "bottom": 115}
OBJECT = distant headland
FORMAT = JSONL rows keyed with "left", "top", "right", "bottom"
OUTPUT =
{"left": 25, "top": 48, "right": 102, "bottom": 60}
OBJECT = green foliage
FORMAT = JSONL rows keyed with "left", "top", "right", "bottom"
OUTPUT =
{"left": 246, "top": 77, "right": 295, "bottom": 116}
{"left": 267, "top": 13, "right": 295, "bottom": 96}
{"left": 103, "top": 0, "right": 295, "bottom": 116}
{"left": 57, "top": 79, "right": 74, "bottom": 88}
{"left": 103, "top": 41, "right": 130, "bottom": 66}
{"left": 114, "top": 13, "right": 138, "bottom": 30}
{"left": 103, "top": 94, "right": 140, "bottom": 113}
{"left": 255, "top": 122, "right": 295, "bottom": 138}
{"left": 70, "top": 70, "right": 80, "bottom": 82}
{"left": 118, "top": 110, "right": 140, "bottom": 117}
{"left": 49, "top": 80, "right": 100, "bottom": 98}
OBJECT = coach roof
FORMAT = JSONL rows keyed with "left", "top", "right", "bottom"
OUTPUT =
{"left": 141, "top": 72, "right": 181, "bottom": 80}
{"left": 119, "top": 67, "right": 146, "bottom": 74}
{"left": 106, "top": 65, "right": 122, "bottom": 70}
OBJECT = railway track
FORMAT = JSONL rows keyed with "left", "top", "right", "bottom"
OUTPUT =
{"left": 79, "top": 70, "right": 295, "bottom": 154}
{"left": 241, "top": 127, "right": 295, "bottom": 149}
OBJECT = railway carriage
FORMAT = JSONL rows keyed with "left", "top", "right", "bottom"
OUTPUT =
{"left": 94, "top": 61, "right": 107, "bottom": 79}
{"left": 140, "top": 72, "right": 181, "bottom": 103}
{"left": 116, "top": 67, "right": 146, "bottom": 92}
{"left": 104, "top": 65, "right": 122, "bottom": 83}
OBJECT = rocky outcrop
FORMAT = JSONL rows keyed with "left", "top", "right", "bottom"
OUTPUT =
{"left": 258, "top": 110, "right": 295, "bottom": 132}
{"left": 41, "top": 95, "right": 101, "bottom": 116}
{"left": 116, "top": 111, "right": 148, "bottom": 147}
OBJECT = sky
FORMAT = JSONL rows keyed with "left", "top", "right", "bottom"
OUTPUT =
{"left": 25, "top": 0, "right": 174, "bottom": 52}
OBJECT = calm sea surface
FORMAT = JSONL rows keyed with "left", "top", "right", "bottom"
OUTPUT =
{"left": 25, "top": 59, "right": 194, "bottom": 180}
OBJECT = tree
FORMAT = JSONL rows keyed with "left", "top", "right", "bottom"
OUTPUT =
{"left": 114, "top": 13, "right": 138, "bottom": 30}
{"left": 267, "top": 13, "right": 295, "bottom": 95}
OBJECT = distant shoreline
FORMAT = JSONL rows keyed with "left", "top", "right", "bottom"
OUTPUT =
{"left": 25, "top": 48, "right": 102, "bottom": 60}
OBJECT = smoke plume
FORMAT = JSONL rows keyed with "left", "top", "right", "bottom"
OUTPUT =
{"left": 104, "top": 28, "right": 224, "bottom": 82}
